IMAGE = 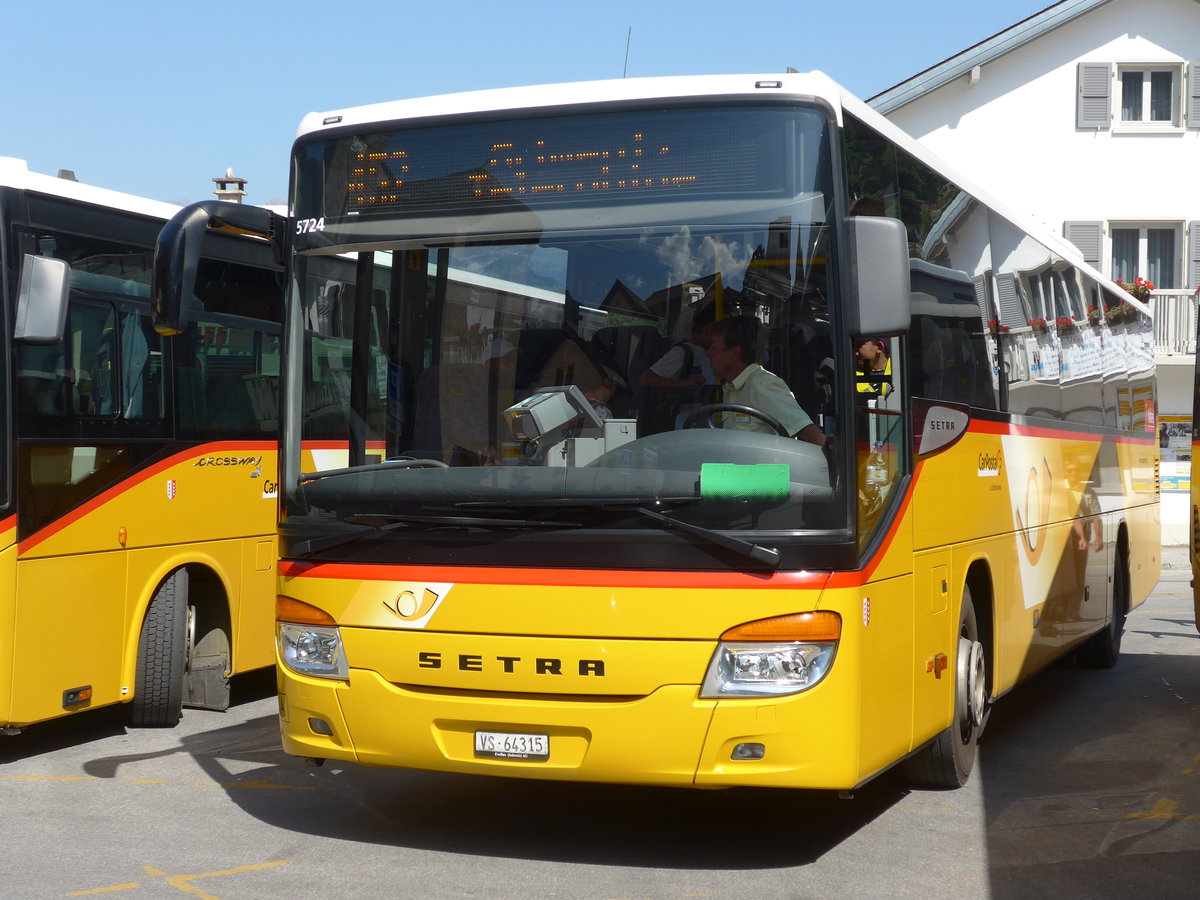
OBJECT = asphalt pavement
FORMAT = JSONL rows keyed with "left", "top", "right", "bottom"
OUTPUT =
{"left": 0, "top": 547, "right": 1195, "bottom": 899}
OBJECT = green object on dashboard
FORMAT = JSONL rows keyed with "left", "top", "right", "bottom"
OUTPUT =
{"left": 700, "top": 463, "right": 790, "bottom": 501}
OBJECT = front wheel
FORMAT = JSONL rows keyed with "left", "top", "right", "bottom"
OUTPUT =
{"left": 904, "top": 588, "right": 987, "bottom": 789}
{"left": 129, "top": 569, "right": 188, "bottom": 727}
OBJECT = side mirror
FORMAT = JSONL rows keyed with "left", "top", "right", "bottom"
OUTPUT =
{"left": 152, "top": 200, "right": 285, "bottom": 336}
{"left": 14, "top": 254, "right": 69, "bottom": 344}
{"left": 846, "top": 216, "right": 912, "bottom": 339}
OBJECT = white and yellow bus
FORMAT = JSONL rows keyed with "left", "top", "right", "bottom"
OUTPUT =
{"left": 0, "top": 159, "right": 294, "bottom": 731}
{"left": 157, "top": 73, "right": 1159, "bottom": 790}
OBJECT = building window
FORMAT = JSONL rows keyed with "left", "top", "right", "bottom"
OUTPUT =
{"left": 1117, "top": 65, "right": 1181, "bottom": 127}
{"left": 1111, "top": 225, "right": 1179, "bottom": 288}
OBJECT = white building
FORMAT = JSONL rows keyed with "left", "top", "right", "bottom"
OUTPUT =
{"left": 871, "top": 0, "right": 1200, "bottom": 543}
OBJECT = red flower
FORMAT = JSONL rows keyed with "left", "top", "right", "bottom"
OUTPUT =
{"left": 1117, "top": 277, "right": 1154, "bottom": 300}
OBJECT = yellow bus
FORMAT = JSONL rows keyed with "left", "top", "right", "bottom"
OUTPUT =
{"left": 0, "top": 159, "right": 290, "bottom": 732}
{"left": 157, "top": 73, "right": 1159, "bottom": 790}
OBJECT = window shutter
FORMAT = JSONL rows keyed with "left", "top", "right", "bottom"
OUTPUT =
{"left": 972, "top": 275, "right": 990, "bottom": 320}
{"left": 995, "top": 274, "right": 1026, "bottom": 330}
{"left": 1063, "top": 221, "right": 1103, "bottom": 270}
{"left": 1189, "top": 221, "right": 1200, "bottom": 289}
{"left": 1076, "top": 63, "right": 1111, "bottom": 129}
{"left": 1189, "top": 63, "right": 1200, "bottom": 129}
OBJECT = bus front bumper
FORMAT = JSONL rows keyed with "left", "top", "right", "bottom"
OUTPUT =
{"left": 278, "top": 667, "right": 861, "bottom": 790}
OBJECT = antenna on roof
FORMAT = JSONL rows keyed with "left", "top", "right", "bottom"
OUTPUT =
{"left": 623, "top": 27, "right": 632, "bottom": 78}
{"left": 57, "top": 169, "right": 77, "bottom": 182}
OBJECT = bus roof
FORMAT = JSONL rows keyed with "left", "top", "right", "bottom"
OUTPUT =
{"left": 0, "top": 157, "right": 181, "bottom": 221}
{"left": 295, "top": 72, "right": 846, "bottom": 140}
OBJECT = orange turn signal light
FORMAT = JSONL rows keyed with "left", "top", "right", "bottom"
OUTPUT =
{"left": 721, "top": 611, "right": 842, "bottom": 642}
{"left": 276, "top": 595, "right": 337, "bottom": 626}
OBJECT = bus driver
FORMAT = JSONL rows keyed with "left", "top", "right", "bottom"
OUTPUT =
{"left": 705, "top": 314, "right": 826, "bottom": 446}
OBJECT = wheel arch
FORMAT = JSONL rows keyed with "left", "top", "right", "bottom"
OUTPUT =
{"left": 123, "top": 554, "right": 235, "bottom": 696}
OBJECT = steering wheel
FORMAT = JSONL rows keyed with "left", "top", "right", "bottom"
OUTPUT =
{"left": 682, "top": 403, "right": 789, "bottom": 436}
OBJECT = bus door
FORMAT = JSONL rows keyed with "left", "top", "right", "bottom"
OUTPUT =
{"left": 11, "top": 296, "right": 163, "bottom": 724}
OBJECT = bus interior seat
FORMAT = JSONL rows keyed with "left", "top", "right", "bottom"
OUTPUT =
{"left": 784, "top": 315, "right": 834, "bottom": 424}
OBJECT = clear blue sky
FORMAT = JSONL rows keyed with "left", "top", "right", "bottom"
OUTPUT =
{"left": 1, "top": 1, "right": 1051, "bottom": 207}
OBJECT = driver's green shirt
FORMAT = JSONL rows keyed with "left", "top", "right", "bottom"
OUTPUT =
{"left": 721, "top": 363, "right": 812, "bottom": 436}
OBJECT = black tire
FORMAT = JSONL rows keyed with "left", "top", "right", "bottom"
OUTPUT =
{"left": 1076, "top": 544, "right": 1128, "bottom": 669}
{"left": 129, "top": 569, "right": 188, "bottom": 727}
{"left": 904, "top": 588, "right": 987, "bottom": 789}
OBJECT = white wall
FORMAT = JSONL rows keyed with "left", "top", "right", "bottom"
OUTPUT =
{"left": 886, "top": 0, "right": 1200, "bottom": 234}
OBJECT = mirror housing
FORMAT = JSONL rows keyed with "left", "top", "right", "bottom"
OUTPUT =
{"left": 846, "top": 216, "right": 912, "bottom": 339}
{"left": 152, "top": 200, "right": 285, "bottom": 336}
{"left": 14, "top": 254, "right": 70, "bottom": 344}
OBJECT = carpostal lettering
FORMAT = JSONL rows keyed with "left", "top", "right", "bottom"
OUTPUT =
{"left": 418, "top": 651, "right": 605, "bottom": 677}
{"left": 193, "top": 455, "right": 264, "bottom": 468}
{"left": 978, "top": 451, "right": 1001, "bottom": 476}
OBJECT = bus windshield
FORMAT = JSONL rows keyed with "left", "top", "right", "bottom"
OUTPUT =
{"left": 285, "top": 104, "right": 854, "bottom": 566}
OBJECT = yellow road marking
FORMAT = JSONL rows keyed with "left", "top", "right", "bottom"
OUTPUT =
{"left": 68, "top": 885, "right": 139, "bottom": 896}
{"left": 1127, "top": 797, "right": 1197, "bottom": 820}
{"left": 69, "top": 860, "right": 288, "bottom": 898}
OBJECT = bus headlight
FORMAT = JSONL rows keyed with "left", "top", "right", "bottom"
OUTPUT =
{"left": 701, "top": 641, "right": 836, "bottom": 697}
{"left": 699, "top": 612, "right": 840, "bottom": 698}
{"left": 277, "top": 623, "right": 348, "bottom": 680}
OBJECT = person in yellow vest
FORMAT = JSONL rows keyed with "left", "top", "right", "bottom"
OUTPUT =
{"left": 854, "top": 338, "right": 891, "bottom": 398}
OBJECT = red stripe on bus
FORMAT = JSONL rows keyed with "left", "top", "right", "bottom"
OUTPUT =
{"left": 278, "top": 559, "right": 832, "bottom": 591}
{"left": 17, "top": 441, "right": 275, "bottom": 555}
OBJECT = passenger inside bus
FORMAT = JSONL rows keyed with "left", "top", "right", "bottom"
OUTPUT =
{"left": 639, "top": 303, "right": 716, "bottom": 435}
{"left": 854, "top": 338, "right": 892, "bottom": 398}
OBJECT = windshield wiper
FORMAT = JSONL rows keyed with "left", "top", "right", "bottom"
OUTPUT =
{"left": 625, "top": 505, "right": 780, "bottom": 569}
{"left": 460, "top": 497, "right": 780, "bottom": 569}
{"left": 298, "top": 457, "right": 447, "bottom": 484}
{"left": 288, "top": 511, "right": 580, "bottom": 558}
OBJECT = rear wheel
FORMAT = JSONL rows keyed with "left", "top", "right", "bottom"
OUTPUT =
{"left": 129, "top": 569, "right": 188, "bottom": 727}
{"left": 905, "top": 588, "right": 987, "bottom": 789}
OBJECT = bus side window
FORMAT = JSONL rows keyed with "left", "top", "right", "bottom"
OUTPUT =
{"left": 71, "top": 302, "right": 118, "bottom": 416}
{"left": 855, "top": 335, "right": 903, "bottom": 547}
{"left": 119, "top": 310, "right": 163, "bottom": 422}
{"left": 909, "top": 313, "right": 995, "bottom": 409}
{"left": 181, "top": 319, "right": 280, "bottom": 438}
{"left": 16, "top": 343, "right": 70, "bottom": 420}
